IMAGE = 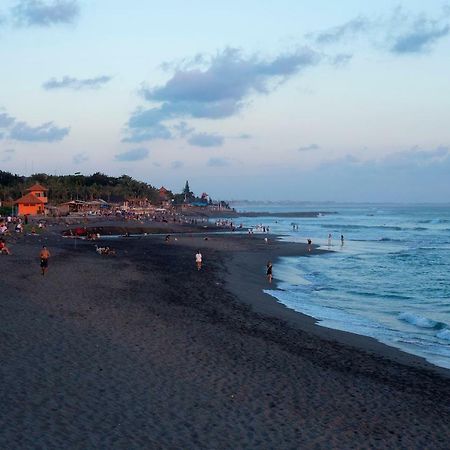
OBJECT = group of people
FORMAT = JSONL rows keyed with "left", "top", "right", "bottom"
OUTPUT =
{"left": 247, "top": 224, "right": 270, "bottom": 235}
{"left": 1, "top": 218, "right": 47, "bottom": 274}
{"left": 214, "top": 219, "right": 243, "bottom": 231}
{"left": 326, "top": 233, "right": 345, "bottom": 246}
{"left": 264, "top": 228, "right": 347, "bottom": 285}
{"left": 95, "top": 245, "right": 116, "bottom": 256}
{"left": 3, "top": 210, "right": 348, "bottom": 284}
{"left": 0, "top": 216, "right": 31, "bottom": 234}
{"left": 1, "top": 219, "right": 23, "bottom": 234}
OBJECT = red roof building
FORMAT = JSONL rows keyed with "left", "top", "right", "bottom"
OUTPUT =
{"left": 158, "top": 186, "right": 170, "bottom": 201}
{"left": 15, "top": 183, "right": 48, "bottom": 215}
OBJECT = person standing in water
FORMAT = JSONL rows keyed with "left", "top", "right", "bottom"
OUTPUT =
{"left": 266, "top": 261, "right": 273, "bottom": 283}
{"left": 39, "top": 245, "right": 50, "bottom": 276}
{"left": 341, "top": 234, "right": 345, "bottom": 245}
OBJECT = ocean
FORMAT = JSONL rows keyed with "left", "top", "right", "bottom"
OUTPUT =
{"left": 229, "top": 202, "right": 450, "bottom": 369}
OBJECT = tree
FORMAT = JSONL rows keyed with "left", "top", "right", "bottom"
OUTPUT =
{"left": 0, "top": 171, "right": 160, "bottom": 205}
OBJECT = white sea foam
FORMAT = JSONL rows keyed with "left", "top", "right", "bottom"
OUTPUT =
{"left": 398, "top": 312, "right": 438, "bottom": 329}
{"left": 436, "top": 329, "right": 450, "bottom": 341}
{"left": 234, "top": 203, "right": 450, "bottom": 369}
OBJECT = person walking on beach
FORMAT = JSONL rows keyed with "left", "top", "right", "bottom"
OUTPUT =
{"left": 266, "top": 261, "right": 273, "bottom": 283}
{"left": 39, "top": 245, "right": 50, "bottom": 276}
{"left": 195, "top": 250, "right": 202, "bottom": 271}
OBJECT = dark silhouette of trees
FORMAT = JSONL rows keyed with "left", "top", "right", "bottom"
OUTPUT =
{"left": 0, "top": 171, "right": 160, "bottom": 204}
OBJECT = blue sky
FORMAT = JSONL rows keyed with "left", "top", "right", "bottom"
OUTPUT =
{"left": 1, "top": 0, "right": 450, "bottom": 201}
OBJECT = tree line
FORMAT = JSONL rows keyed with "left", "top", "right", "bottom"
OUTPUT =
{"left": 0, "top": 171, "right": 164, "bottom": 204}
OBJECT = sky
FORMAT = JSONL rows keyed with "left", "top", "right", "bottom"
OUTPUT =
{"left": 1, "top": 0, "right": 450, "bottom": 202}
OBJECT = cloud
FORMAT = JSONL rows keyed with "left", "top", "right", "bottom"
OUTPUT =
{"left": 380, "top": 146, "right": 449, "bottom": 168}
{"left": 0, "top": 108, "right": 69, "bottom": 142}
{"left": 175, "top": 47, "right": 313, "bottom": 96}
{"left": 9, "top": 121, "right": 70, "bottom": 142}
{"left": 319, "top": 146, "right": 450, "bottom": 173}
{"left": 312, "top": 16, "right": 371, "bottom": 44}
{"left": 298, "top": 144, "right": 320, "bottom": 152}
{"left": 228, "top": 133, "right": 252, "bottom": 140}
{"left": 390, "top": 19, "right": 450, "bottom": 54}
{"left": 122, "top": 122, "right": 172, "bottom": 143}
{"left": 144, "top": 47, "right": 319, "bottom": 112}
{"left": 125, "top": 47, "right": 320, "bottom": 142}
{"left": 170, "top": 160, "right": 184, "bottom": 169}
{"left": 43, "top": 75, "right": 112, "bottom": 90}
{"left": 285, "top": 146, "right": 450, "bottom": 202}
{"left": 173, "top": 121, "right": 194, "bottom": 138}
{"left": 0, "top": 112, "right": 16, "bottom": 128}
{"left": 187, "top": 132, "right": 224, "bottom": 147}
{"left": 309, "top": 8, "right": 450, "bottom": 55}
{"left": 11, "top": 0, "right": 80, "bottom": 27}
{"left": 207, "top": 157, "right": 230, "bottom": 167}
{"left": 114, "top": 147, "right": 149, "bottom": 162}
{"left": 330, "top": 53, "right": 353, "bottom": 67}
{"left": 73, "top": 152, "right": 88, "bottom": 164}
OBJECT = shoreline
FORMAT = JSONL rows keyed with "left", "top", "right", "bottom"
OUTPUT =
{"left": 10, "top": 220, "right": 450, "bottom": 376}
{"left": 223, "top": 237, "right": 450, "bottom": 378}
{"left": 1, "top": 224, "right": 450, "bottom": 447}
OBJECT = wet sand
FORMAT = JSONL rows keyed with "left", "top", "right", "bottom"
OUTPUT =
{"left": 1, "top": 226, "right": 449, "bottom": 449}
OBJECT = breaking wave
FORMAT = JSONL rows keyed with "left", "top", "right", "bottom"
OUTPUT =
{"left": 398, "top": 313, "right": 445, "bottom": 330}
{"left": 436, "top": 329, "right": 450, "bottom": 341}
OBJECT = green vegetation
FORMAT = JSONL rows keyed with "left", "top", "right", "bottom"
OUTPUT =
{"left": 0, "top": 206, "right": 12, "bottom": 216}
{"left": 0, "top": 172, "right": 230, "bottom": 209}
{"left": 171, "top": 180, "right": 195, "bottom": 205}
{"left": 0, "top": 171, "right": 163, "bottom": 204}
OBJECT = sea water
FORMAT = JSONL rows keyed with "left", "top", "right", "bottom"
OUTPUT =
{"left": 229, "top": 202, "right": 450, "bottom": 369}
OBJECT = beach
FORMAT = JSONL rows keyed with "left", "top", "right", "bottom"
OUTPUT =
{"left": 1, "top": 224, "right": 449, "bottom": 449}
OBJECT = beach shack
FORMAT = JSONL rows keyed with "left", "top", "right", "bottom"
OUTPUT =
{"left": 14, "top": 183, "right": 48, "bottom": 216}
{"left": 159, "top": 186, "right": 170, "bottom": 201}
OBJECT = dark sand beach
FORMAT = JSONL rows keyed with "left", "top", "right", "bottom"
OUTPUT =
{"left": 1, "top": 224, "right": 449, "bottom": 449}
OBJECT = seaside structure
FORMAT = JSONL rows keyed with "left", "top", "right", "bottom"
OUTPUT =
{"left": 158, "top": 186, "right": 174, "bottom": 208}
{"left": 158, "top": 186, "right": 170, "bottom": 201}
{"left": 123, "top": 197, "right": 151, "bottom": 210}
{"left": 58, "top": 199, "right": 111, "bottom": 215}
{"left": 14, "top": 183, "right": 48, "bottom": 216}
{"left": 121, "top": 197, "right": 157, "bottom": 215}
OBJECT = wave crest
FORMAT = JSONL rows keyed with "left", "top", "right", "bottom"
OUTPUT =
{"left": 398, "top": 312, "right": 440, "bottom": 329}
{"left": 436, "top": 329, "right": 450, "bottom": 341}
